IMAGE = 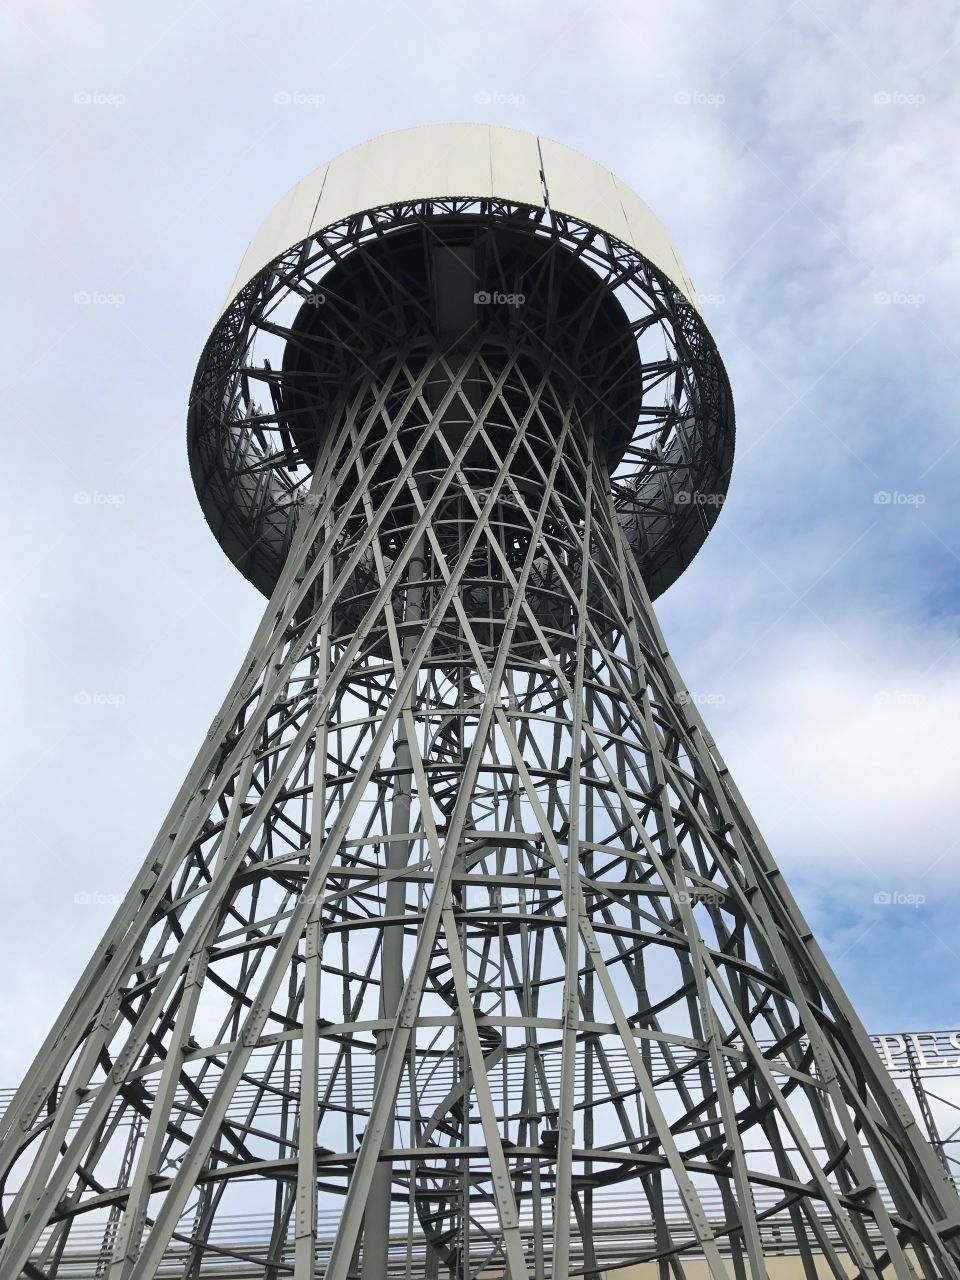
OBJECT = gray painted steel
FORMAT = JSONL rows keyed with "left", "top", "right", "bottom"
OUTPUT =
{"left": 1, "top": 128, "right": 957, "bottom": 1280}
{"left": 188, "top": 125, "right": 734, "bottom": 605}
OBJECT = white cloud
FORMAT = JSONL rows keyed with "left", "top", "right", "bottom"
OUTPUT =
{"left": 704, "top": 616, "right": 960, "bottom": 885}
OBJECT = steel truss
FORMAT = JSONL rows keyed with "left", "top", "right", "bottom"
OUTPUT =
{"left": 187, "top": 200, "right": 733, "bottom": 605}
{"left": 1, "top": 1030, "right": 958, "bottom": 1278}
{"left": 1, "top": 207, "right": 959, "bottom": 1280}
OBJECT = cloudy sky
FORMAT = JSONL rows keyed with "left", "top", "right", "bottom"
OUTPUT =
{"left": 0, "top": 0, "right": 958, "bottom": 1082}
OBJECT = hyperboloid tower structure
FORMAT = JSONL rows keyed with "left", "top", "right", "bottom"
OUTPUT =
{"left": 2, "top": 125, "right": 958, "bottom": 1280}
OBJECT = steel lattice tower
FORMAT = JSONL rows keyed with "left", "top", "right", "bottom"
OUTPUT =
{"left": 2, "top": 125, "right": 959, "bottom": 1280}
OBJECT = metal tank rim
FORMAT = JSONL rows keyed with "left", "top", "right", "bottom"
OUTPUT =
{"left": 188, "top": 123, "right": 735, "bottom": 600}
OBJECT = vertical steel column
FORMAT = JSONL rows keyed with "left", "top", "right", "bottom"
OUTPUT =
{"left": 363, "top": 529, "right": 428, "bottom": 1278}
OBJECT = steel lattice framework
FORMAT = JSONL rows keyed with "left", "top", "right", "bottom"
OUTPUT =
{"left": 1, "top": 126, "right": 959, "bottom": 1280}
